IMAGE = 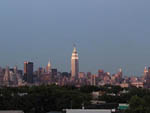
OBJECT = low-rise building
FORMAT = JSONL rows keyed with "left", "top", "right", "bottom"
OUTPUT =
{"left": 65, "top": 109, "right": 112, "bottom": 113}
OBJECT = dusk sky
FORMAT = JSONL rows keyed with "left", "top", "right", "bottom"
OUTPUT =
{"left": 0, "top": 0, "right": 150, "bottom": 76}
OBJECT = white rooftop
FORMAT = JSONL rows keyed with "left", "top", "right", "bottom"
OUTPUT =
{"left": 66, "top": 109, "right": 111, "bottom": 113}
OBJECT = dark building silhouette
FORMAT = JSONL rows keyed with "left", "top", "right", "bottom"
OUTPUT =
{"left": 24, "top": 62, "right": 34, "bottom": 83}
{"left": 52, "top": 69, "right": 57, "bottom": 77}
{"left": 62, "top": 72, "right": 70, "bottom": 77}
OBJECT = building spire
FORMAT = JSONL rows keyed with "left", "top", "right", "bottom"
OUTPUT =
{"left": 144, "top": 66, "right": 148, "bottom": 73}
{"left": 119, "top": 68, "right": 122, "bottom": 73}
{"left": 48, "top": 59, "right": 51, "bottom": 67}
{"left": 47, "top": 59, "right": 51, "bottom": 73}
{"left": 73, "top": 44, "right": 77, "bottom": 53}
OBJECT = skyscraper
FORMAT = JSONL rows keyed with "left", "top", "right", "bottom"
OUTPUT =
{"left": 24, "top": 62, "right": 34, "bottom": 83}
{"left": 143, "top": 67, "right": 148, "bottom": 79}
{"left": 71, "top": 46, "right": 79, "bottom": 78}
{"left": 46, "top": 60, "right": 51, "bottom": 74}
{"left": 3, "top": 66, "right": 10, "bottom": 86}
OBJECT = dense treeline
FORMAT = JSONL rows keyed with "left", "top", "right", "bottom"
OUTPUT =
{"left": 124, "top": 88, "right": 150, "bottom": 113}
{"left": 0, "top": 85, "right": 150, "bottom": 113}
{"left": 125, "top": 95, "right": 150, "bottom": 113}
{"left": 0, "top": 85, "right": 91, "bottom": 113}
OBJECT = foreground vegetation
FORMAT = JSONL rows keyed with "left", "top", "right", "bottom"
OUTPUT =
{"left": 0, "top": 85, "right": 91, "bottom": 113}
{"left": 0, "top": 85, "right": 150, "bottom": 113}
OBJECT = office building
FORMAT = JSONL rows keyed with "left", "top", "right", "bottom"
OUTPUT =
{"left": 71, "top": 47, "right": 79, "bottom": 78}
{"left": 24, "top": 62, "right": 34, "bottom": 83}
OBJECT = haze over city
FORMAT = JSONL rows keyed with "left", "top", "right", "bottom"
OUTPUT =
{"left": 0, "top": 0, "right": 150, "bottom": 76}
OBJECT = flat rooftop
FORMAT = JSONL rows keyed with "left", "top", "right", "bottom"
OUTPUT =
{"left": 66, "top": 109, "right": 111, "bottom": 113}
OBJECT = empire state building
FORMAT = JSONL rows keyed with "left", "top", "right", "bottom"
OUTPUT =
{"left": 71, "top": 47, "right": 79, "bottom": 78}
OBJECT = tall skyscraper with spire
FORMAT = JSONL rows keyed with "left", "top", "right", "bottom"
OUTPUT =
{"left": 71, "top": 46, "right": 79, "bottom": 78}
{"left": 47, "top": 60, "right": 51, "bottom": 74}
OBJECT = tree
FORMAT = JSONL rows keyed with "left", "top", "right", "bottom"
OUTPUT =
{"left": 126, "top": 95, "right": 145, "bottom": 113}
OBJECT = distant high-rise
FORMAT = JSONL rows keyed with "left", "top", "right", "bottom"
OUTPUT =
{"left": 144, "top": 67, "right": 148, "bottom": 79}
{"left": 91, "top": 74, "right": 96, "bottom": 86}
{"left": 52, "top": 68, "right": 57, "bottom": 76}
{"left": 3, "top": 66, "right": 10, "bottom": 86}
{"left": 71, "top": 46, "right": 79, "bottom": 78}
{"left": 98, "top": 69, "right": 104, "bottom": 79}
{"left": 46, "top": 60, "right": 51, "bottom": 74}
{"left": 14, "top": 66, "right": 18, "bottom": 74}
{"left": 118, "top": 68, "right": 123, "bottom": 77}
{"left": 24, "top": 62, "right": 34, "bottom": 83}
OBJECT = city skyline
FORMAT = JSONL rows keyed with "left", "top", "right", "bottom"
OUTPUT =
{"left": 1, "top": 47, "right": 150, "bottom": 88}
{"left": 0, "top": 46, "right": 150, "bottom": 77}
{"left": 0, "top": 1, "right": 150, "bottom": 112}
{"left": 1, "top": 0, "right": 150, "bottom": 76}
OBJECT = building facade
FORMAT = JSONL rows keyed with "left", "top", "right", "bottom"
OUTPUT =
{"left": 71, "top": 47, "right": 79, "bottom": 78}
{"left": 24, "top": 62, "right": 34, "bottom": 83}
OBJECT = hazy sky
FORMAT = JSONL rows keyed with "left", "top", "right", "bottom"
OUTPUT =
{"left": 0, "top": 0, "right": 150, "bottom": 76}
